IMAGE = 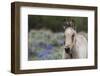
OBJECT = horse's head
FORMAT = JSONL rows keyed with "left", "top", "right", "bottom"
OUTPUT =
{"left": 63, "top": 19, "right": 76, "bottom": 54}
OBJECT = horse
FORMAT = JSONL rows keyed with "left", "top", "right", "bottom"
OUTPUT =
{"left": 63, "top": 19, "right": 88, "bottom": 59}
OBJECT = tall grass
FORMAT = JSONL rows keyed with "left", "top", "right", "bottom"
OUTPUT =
{"left": 28, "top": 30, "right": 64, "bottom": 60}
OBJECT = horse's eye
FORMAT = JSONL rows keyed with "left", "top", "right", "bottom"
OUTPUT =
{"left": 72, "top": 34, "right": 75, "bottom": 42}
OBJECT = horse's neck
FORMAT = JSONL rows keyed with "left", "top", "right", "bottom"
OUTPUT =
{"left": 72, "top": 34, "right": 87, "bottom": 58}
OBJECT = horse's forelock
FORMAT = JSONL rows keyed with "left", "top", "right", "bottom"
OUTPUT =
{"left": 63, "top": 19, "right": 76, "bottom": 30}
{"left": 65, "top": 27, "right": 76, "bottom": 35}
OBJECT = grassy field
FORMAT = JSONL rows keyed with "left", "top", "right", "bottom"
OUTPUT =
{"left": 28, "top": 30, "right": 64, "bottom": 60}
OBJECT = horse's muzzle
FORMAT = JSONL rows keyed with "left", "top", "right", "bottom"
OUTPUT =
{"left": 65, "top": 47, "right": 70, "bottom": 54}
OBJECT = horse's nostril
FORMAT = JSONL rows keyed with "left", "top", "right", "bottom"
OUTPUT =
{"left": 65, "top": 48, "right": 70, "bottom": 53}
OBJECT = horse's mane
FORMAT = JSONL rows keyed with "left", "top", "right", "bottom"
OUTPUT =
{"left": 78, "top": 32, "right": 88, "bottom": 40}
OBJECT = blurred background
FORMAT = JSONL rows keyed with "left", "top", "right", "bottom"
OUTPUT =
{"left": 28, "top": 15, "right": 88, "bottom": 60}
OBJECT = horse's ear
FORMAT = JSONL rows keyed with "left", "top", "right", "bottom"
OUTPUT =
{"left": 63, "top": 25, "right": 66, "bottom": 30}
{"left": 70, "top": 19, "right": 76, "bottom": 30}
{"left": 63, "top": 18, "right": 70, "bottom": 30}
{"left": 63, "top": 19, "right": 67, "bottom": 30}
{"left": 63, "top": 22, "right": 67, "bottom": 30}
